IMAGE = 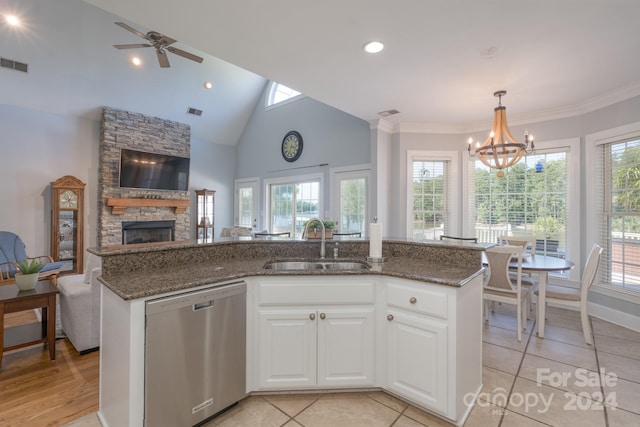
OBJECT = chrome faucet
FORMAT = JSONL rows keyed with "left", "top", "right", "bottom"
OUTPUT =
{"left": 303, "top": 217, "right": 326, "bottom": 259}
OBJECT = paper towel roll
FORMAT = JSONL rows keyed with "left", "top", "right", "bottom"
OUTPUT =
{"left": 369, "top": 222, "right": 382, "bottom": 258}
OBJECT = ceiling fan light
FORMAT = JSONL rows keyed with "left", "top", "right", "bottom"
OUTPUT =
{"left": 131, "top": 56, "right": 142, "bottom": 66}
{"left": 364, "top": 41, "right": 384, "bottom": 54}
{"left": 4, "top": 14, "right": 21, "bottom": 27}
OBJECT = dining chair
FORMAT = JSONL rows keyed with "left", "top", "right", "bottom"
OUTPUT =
{"left": 440, "top": 235, "right": 478, "bottom": 243}
{"left": 499, "top": 234, "right": 537, "bottom": 255}
{"left": 333, "top": 231, "right": 362, "bottom": 237}
{"left": 499, "top": 234, "right": 538, "bottom": 312}
{"left": 219, "top": 226, "right": 252, "bottom": 237}
{"left": 483, "top": 245, "right": 531, "bottom": 341}
{"left": 534, "top": 243, "right": 603, "bottom": 345}
{"left": 254, "top": 231, "right": 291, "bottom": 237}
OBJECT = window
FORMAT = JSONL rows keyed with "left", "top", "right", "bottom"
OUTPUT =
{"left": 330, "top": 165, "right": 370, "bottom": 235}
{"left": 407, "top": 151, "right": 459, "bottom": 240}
{"left": 234, "top": 178, "right": 259, "bottom": 229}
{"left": 339, "top": 178, "right": 367, "bottom": 234}
{"left": 411, "top": 160, "right": 448, "bottom": 239}
{"left": 266, "top": 174, "right": 322, "bottom": 237}
{"left": 597, "top": 138, "right": 640, "bottom": 293}
{"left": 266, "top": 82, "right": 302, "bottom": 108}
{"left": 468, "top": 148, "right": 571, "bottom": 275}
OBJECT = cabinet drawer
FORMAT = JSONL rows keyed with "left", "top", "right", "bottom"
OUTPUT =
{"left": 259, "top": 278, "right": 376, "bottom": 306}
{"left": 386, "top": 282, "right": 448, "bottom": 319}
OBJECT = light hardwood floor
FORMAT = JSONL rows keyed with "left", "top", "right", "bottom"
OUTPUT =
{"left": 0, "top": 311, "right": 99, "bottom": 427}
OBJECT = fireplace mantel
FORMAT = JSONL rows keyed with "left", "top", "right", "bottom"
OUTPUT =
{"left": 106, "top": 197, "right": 190, "bottom": 215}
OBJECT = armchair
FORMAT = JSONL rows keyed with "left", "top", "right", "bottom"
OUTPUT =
{"left": 0, "top": 231, "right": 62, "bottom": 285}
{"left": 57, "top": 253, "right": 102, "bottom": 353}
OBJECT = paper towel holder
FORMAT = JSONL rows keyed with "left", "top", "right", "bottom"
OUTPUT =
{"left": 367, "top": 216, "right": 385, "bottom": 263}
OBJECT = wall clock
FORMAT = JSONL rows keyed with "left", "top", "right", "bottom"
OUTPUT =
{"left": 281, "top": 130, "right": 303, "bottom": 162}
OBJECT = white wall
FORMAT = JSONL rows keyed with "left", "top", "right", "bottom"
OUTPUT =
{"left": 235, "top": 88, "right": 371, "bottom": 230}
{"left": 377, "top": 95, "right": 640, "bottom": 321}
{"left": 0, "top": 105, "right": 99, "bottom": 256}
{"left": 0, "top": 104, "right": 236, "bottom": 255}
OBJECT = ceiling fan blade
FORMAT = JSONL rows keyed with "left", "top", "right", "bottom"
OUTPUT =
{"left": 113, "top": 43, "right": 153, "bottom": 49}
{"left": 158, "top": 35, "right": 177, "bottom": 45}
{"left": 156, "top": 50, "right": 171, "bottom": 68}
{"left": 114, "top": 22, "right": 148, "bottom": 40}
{"left": 166, "top": 46, "right": 204, "bottom": 64}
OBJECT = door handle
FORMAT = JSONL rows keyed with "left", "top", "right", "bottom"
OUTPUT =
{"left": 409, "top": 297, "right": 417, "bottom": 304}
{"left": 319, "top": 312, "right": 326, "bottom": 320}
{"left": 387, "top": 314, "right": 394, "bottom": 321}
{"left": 309, "top": 313, "right": 316, "bottom": 320}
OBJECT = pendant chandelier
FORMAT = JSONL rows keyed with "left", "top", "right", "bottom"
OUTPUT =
{"left": 467, "top": 90, "right": 534, "bottom": 178}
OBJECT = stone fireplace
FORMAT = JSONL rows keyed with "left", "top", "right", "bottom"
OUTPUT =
{"left": 98, "top": 107, "right": 191, "bottom": 246}
{"left": 122, "top": 220, "right": 175, "bottom": 245}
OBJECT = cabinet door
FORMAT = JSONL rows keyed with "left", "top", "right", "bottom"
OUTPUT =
{"left": 386, "top": 309, "right": 448, "bottom": 414}
{"left": 257, "top": 309, "right": 317, "bottom": 389}
{"left": 317, "top": 308, "right": 375, "bottom": 387}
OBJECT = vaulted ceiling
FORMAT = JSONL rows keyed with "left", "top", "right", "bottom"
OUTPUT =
{"left": 2, "top": 0, "right": 640, "bottom": 145}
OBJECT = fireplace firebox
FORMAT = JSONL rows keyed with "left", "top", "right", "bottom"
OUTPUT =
{"left": 122, "top": 221, "right": 175, "bottom": 245}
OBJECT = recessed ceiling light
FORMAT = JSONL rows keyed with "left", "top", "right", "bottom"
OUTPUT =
{"left": 4, "top": 14, "right": 21, "bottom": 27}
{"left": 364, "top": 41, "right": 384, "bottom": 54}
{"left": 204, "top": 81, "right": 213, "bottom": 89}
{"left": 131, "top": 56, "right": 142, "bottom": 67}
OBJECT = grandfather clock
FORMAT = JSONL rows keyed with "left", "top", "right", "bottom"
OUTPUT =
{"left": 51, "top": 175, "right": 85, "bottom": 275}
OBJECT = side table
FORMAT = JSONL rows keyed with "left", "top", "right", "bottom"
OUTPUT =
{"left": 0, "top": 280, "right": 59, "bottom": 369}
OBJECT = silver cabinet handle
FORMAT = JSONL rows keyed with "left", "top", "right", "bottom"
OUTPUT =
{"left": 310, "top": 313, "right": 316, "bottom": 320}
{"left": 410, "top": 297, "right": 417, "bottom": 304}
{"left": 320, "top": 312, "right": 326, "bottom": 320}
{"left": 387, "top": 314, "right": 394, "bottom": 321}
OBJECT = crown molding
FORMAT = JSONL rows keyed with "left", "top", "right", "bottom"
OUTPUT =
{"left": 382, "top": 81, "right": 640, "bottom": 135}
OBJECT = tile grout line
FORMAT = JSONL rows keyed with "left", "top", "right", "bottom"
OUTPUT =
{"left": 497, "top": 314, "right": 554, "bottom": 427}
{"left": 592, "top": 317, "right": 610, "bottom": 427}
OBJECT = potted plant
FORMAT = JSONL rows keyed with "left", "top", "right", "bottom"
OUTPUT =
{"left": 305, "top": 219, "right": 336, "bottom": 239}
{"left": 15, "top": 259, "right": 44, "bottom": 290}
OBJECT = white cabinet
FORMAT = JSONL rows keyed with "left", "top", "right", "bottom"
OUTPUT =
{"left": 317, "top": 308, "right": 375, "bottom": 387}
{"left": 384, "top": 277, "right": 483, "bottom": 422}
{"left": 258, "top": 309, "right": 317, "bottom": 388}
{"left": 252, "top": 277, "right": 376, "bottom": 390}
{"left": 386, "top": 309, "right": 448, "bottom": 413}
{"left": 247, "top": 274, "right": 483, "bottom": 426}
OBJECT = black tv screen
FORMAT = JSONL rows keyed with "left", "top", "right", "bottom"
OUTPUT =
{"left": 119, "top": 149, "right": 190, "bottom": 191}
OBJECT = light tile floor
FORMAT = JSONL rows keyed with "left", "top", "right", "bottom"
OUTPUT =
{"left": 65, "top": 304, "right": 640, "bottom": 427}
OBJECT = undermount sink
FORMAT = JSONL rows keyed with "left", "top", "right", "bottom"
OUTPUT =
{"left": 263, "top": 260, "right": 370, "bottom": 271}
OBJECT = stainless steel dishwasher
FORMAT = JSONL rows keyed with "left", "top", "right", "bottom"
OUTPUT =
{"left": 144, "top": 281, "right": 247, "bottom": 427}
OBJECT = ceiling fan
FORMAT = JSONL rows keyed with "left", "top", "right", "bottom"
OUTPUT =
{"left": 113, "top": 22, "right": 204, "bottom": 68}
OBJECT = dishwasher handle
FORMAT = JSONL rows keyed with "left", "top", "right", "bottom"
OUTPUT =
{"left": 193, "top": 301, "right": 214, "bottom": 311}
{"left": 146, "top": 281, "right": 246, "bottom": 316}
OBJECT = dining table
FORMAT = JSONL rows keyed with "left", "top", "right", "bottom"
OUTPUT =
{"left": 509, "top": 254, "right": 575, "bottom": 338}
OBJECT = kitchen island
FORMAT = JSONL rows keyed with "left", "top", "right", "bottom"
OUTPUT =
{"left": 91, "top": 238, "right": 486, "bottom": 427}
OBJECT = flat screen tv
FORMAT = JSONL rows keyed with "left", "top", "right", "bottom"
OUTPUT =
{"left": 119, "top": 149, "right": 190, "bottom": 191}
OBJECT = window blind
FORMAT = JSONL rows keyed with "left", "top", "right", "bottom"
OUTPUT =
{"left": 598, "top": 139, "right": 640, "bottom": 293}
{"left": 411, "top": 160, "right": 449, "bottom": 240}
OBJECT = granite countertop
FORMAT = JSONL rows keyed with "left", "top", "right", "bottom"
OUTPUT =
{"left": 98, "top": 255, "right": 484, "bottom": 301}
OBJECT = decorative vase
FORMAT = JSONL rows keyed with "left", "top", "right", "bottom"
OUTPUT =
{"left": 15, "top": 273, "right": 39, "bottom": 290}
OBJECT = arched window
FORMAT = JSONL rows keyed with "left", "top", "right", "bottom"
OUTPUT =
{"left": 266, "top": 82, "right": 303, "bottom": 108}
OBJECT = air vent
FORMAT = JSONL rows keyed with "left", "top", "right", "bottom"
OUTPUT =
{"left": 378, "top": 109, "right": 400, "bottom": 117}
{"left": 0, "top": 57, "right": 28, "bottom": 73}
{"left": 187, "top": 107, "right": 203, "bottom": 116}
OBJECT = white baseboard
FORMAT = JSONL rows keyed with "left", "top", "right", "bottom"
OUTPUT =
{"left": 588, "top": 301, "right": 640, "bottom": 333}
